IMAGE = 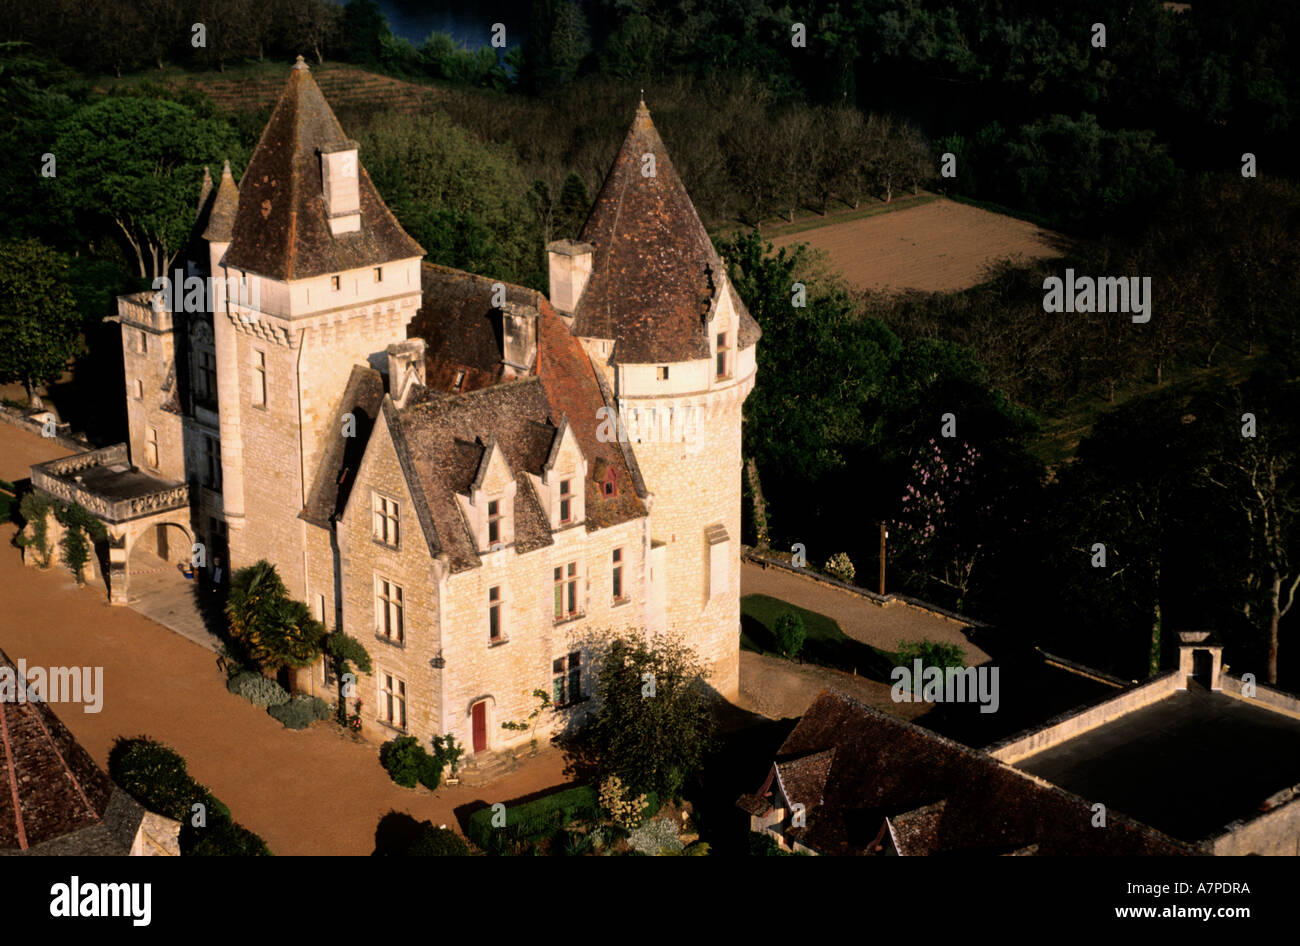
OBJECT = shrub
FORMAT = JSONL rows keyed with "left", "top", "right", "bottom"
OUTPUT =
{"left": 466, "top": 784, "right": 600, "bottom": 849}
{"left": 380, "top": 735, "right": 442, "bottom": 790}
{"left": 682, "top": 840, "right": 711, "bottom": 856}
{"left": 824, "top": 552, "right": 855, "bottom": 583}
{"left": 599, "top": 775, "right": 647, "bottom": 830}
{"left": 109, "top": 737, "right": 209, "bottom": 824}
{"left": 748, "top": 831, "right": 795, "bottom": 856}
{"left": 15, "top": 492, "right": 51, "bottom": 566}
{"left": 226, "top": 671, "right": 290, "bottom": 708}
{"left": 189, "top": 819, "right": 273, "bottom": 856}
{"left": 774, "top": 611, "right": 806, "bottom": 659}
{"left": 627, "top": 817, "right": 683, "bottom": 856}
{"left": 268, "top": 694, "right": 331, "bottom": 730}
{"left": 109, "top": 737, "right": 269, "bottom": 856}
{"left": 559, "top": 829, "right": 595, "bottom": 857}
{"left": 407, "top": 824, "right": 470, "bottom": 856}
{"left": 895, "top": 638, "right": 966, "bottom": 696}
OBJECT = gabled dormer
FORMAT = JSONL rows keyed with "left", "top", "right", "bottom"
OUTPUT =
{"left": 531, "top": 416, "right": 587, "bottom": 531}
{"left": 457, "top": 437, "right": 517, "bottom": 553}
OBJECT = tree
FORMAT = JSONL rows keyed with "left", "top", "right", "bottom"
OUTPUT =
{"left": 341, "top": 0, "right": 388, "bottom": 67}
{"left": 1200, "top": 379, "right": 1300, "bottom": 684}
{"left": 773, "top": 612, "right": 806, "bottom": 659}
{"left": 0, "top": 238, "right": 82, "bottom": 404}
{"left": 324, "top": 630, "right": 372, "bottom": 724}
{"left": 225, "top": 560, "right": 326, "bottom": 671}
{"left": 50, "top": 98, "right": 236, "bottom": 279}
{"left": 521, "top": 0, "right": 591, "bottom": 93}
{"left": 553, "top": 172, "right": 590, "bottom": 241}
{"left": 581, "top": 631, "right": 714, "bottom": 799}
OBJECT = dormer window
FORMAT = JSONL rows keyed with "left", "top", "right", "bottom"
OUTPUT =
{"left": 453, "top": 370, "right": 466, "bottom": 392}
{"left": 601, "top": 466, "right": 618, "bottom": 498}
{"left": 487, "top": 499, "right": 502, "bottom": 545}
{"left": 559, "top": 479, "right": 573, "bottom": 523}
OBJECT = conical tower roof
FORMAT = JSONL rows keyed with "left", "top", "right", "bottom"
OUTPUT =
{"left": 222, "top": 56, "right": 423, "bottom": 281}
{"left": 203, "top": 159, "right": 240, "bottom": 244}
{"left": 571, "top": 101, "right": 758, "bottom": 364}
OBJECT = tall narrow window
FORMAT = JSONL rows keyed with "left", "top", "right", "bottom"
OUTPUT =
{"left": 553, "top": 653, "right": 583, "bottom": 705}
{"left": 204, "top": 436, "right": 221, "bottom": 489}
{"left": 145, "top": 426, "right": 159, "bottom": 468}
{"left": 488, "top": 585, "right": 502, "bottom": 642}
{"left": 134, "top": 378, "right": 144, "bottom": 400}
{"left": 252, "top": 350, "right": 267, "bottom": 407}
{"left": 374, "top": 267, "right": 383, "bottom": 282}
{"left": 372, "top": 494, "right": 399, "bottom": 547}
{"left": 612, "top": 548, "right": 624, "bottom": 602}
{"left": 656, "top": 366, "right": 669, "bottom": 381}
{"left": 379, "top": 671, "right": 406, "bottom": 729}
{"left": 487, "top": 499, "right": 501, "bottom": 545}
{"left": 196, "top": 349, "right": 217, "bottom": 402}
{"left": 553, "top": 562, "right": 578, "bottom": 620}
{"left": 716, "top": 331, "right": 730, "bottom": 378}
{"left": 375, "top": 577, "right": 404, "bottom": 643}
{"left": 139, "top": 329, "right": 149, "bottom": 354}
{"left": 331, "top": 275, "right": 341, "bottom": 292}
{"left": 559, "top": 479, "right": 572, "bottom": 524}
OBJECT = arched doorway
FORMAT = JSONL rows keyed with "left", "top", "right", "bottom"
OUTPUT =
{"left": 126, "top": 521, "right": 194, "bottom": 605}
{"left": 469, "top": 698, "right": 494, "bottom": 754}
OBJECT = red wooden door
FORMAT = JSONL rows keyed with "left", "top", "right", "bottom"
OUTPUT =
{"left": 472, "top": 702, "right": 487, "bottom": 754}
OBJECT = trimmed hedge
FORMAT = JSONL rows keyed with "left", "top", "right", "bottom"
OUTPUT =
{"left": 467, "top": 785, "right": 601, "bottom": 849}
{"left": 227, "top": 671, "right": 290, "bottom": 708}
{"left": 108, "top": 736, "right": 271, "bottom": 856}
{"left": 268, "top": 694, "right": 331, "bottom": 729}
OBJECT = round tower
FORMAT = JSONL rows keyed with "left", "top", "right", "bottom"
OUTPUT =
{"left": 553, "top": 102, "right": 760, "bottom": 699}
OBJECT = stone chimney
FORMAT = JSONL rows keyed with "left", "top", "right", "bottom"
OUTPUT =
{"left": 321, "top": 138, "right": 361, "bottom": 236}
{"left": 501, "top": 302, "right": 538, "bottom": 373}
{"left": 547, "top": 239, "right": 594, "bottom": 315}
{"left": 386, "top": 338, "right": 426, "bottom": 408}
{"left": 1177, "top": 630, "right": 1223, "bottom": 691}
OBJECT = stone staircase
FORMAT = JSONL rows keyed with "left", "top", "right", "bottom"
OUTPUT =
{"left": 453, "top": 743, "right": 546, "bottom": 788}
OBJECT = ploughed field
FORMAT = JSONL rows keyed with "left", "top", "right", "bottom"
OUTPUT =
{"left": 770, "top": 198, "right": 1067, "bottom": 293}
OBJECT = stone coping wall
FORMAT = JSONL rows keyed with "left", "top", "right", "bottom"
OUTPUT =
{"left": 1204, "top": 783, "right": 1300, "bottom": 856}
{"left": 1219, "top": 673, "right": 1300, "bottom": 721}
{"left": 986, "top": 671, "right": 1181, "bottom": 765}
{"left": 0, "top": 403, "right": 94, "bottom": 456}
{"left": 741, "top": 547, "right": 990, "bottom": 629}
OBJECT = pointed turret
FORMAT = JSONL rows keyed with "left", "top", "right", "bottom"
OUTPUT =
{"left": 221, "top": 56, "right": 422, "bottom": 281}
{"left": 203, "top": 159, "right": 239, "bottom": 245}
{"left": 567, "top": 101, "right": 758, "bottom": 364}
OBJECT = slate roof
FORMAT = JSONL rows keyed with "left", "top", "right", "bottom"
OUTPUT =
{"left": 221, "top": 57, "right": 423, "bottom": 280}
{"left": 572, "top": 102, "right": 759, "bottom": 364}
{"left": 742, "top": 690, "right": 1195, "bottom": 856}
{"left": 0, "top": 647, "right": 142, "bottom": 855}
{"left": 323, "top": 264, "right": 649, "bottom": 572}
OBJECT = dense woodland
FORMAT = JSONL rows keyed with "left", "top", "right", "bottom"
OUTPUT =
{"left": 2, "top": 1, "right": 1300, "bottom": 685}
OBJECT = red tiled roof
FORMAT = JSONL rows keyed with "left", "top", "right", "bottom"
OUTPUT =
{"left": 0, "top": 648, "right": 131, "bottom": 853}
{"left": 572, "top": 102, "right": 759, "bottom": 363}
{"left": 221, "top": 58, "right": 423, "bottom": 280}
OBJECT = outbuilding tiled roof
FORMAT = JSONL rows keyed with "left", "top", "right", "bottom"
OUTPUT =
{"left": 0, "top": 648, "right": 143, "bottom": 855}
{"left": 221, "top": 58, "right": 423, "bottom": 280}
{"left": 572, "top": 102, "right": 759, "bottom": 364}
{"left": 746, "top": 690, "right": 1195, "bottom": 856}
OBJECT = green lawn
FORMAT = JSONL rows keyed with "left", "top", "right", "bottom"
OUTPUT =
{"left": 740, "top": 593, "right": 898, "bottom": 681}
